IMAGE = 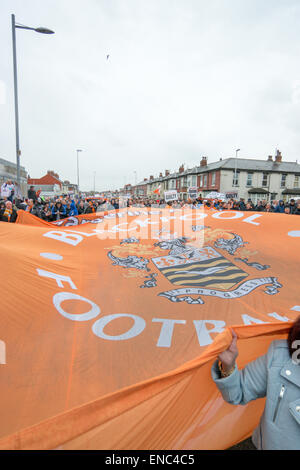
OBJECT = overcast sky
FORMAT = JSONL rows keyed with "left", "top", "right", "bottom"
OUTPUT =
{"left": 1, "top": 0, "right": 300, "bottom": 191}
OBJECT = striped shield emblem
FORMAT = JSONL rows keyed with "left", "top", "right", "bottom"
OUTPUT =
{"left": 152, "top": 246, "right": 248, "bottom": 290}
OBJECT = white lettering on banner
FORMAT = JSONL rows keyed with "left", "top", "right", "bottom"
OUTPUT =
{"left": 152, "top": 319, "right": 186, "bottom": 347}
{"left": 65, "top": 230, "right": 98, "bottom": 237}
{"left": 53, "top": 292, "right": 100, "bottom": 321}
{"left": 109, "top": 223, "right": 137, "bottom": 233}
{"left": 37, "top": 269, "right": 77, "bottom": 289}
{"left": 291, "top": 305, "right": 300, "bottom": 312}
{"left": 43, "top": 231, "right": 83, "bottom": 246}
{"left": 268, "top": 312, "right": 289, "bottom": 321}
{"left": 212, "top": 211, "right": 244, "bottom": 220}
{"left": 135, "top": 218, "right": 159, "bottom": 228}
{"left": 242, "top": 314, "right": 265, "bottom": 325}
{"left": 40, "top": 253, "right": 63, "bottom": 261}
{"left": 243, "top": 214, "right": 262, "bottom": 225}
{"left": 179, "top": 213, "right": 207, "bottom": 221}
{"left": 193, "top": 320, "right": 226, "bottom": 346}
{"left": 0, "top": 340, "right": 6, "bottom": 364}
{"left": 92, "top": 314, "right": 146, "bottom": 340}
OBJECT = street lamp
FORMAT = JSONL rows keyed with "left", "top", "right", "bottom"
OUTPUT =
{"left": 234, "top": 149, "right": 240, "bottom": 188}
{"left": 76, "top": 149, "right": 83, "bottom": 193}
{"left": 11, "top": 14, "right": 54, "bottom": 194}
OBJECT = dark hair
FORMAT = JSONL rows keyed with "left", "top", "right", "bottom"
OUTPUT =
{"left": 288, "top": 316, "right": 300, "bottom": 358}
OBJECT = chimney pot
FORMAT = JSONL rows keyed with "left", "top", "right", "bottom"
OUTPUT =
{"left": 275, "top": 150, "right": 282, "bottom": 163}
{"left": 268, "top": 155, "right": 273, "bottom": 161}
{"left": 200, "top": 157, "right": 208, "bottom": 167}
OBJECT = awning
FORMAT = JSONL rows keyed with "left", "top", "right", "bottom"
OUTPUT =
{"left": 248, "top": 188, "right": 269, "bottom": 194}
{"left": 282, "top": 188, "right": 300, "bottom": 195}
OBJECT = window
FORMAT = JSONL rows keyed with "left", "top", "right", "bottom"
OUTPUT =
{"left": 211, "top": 172, "right": 216, "bottom": 186}
{"left": 183, "top": 177, "right": 187, "bottom": 187}
{"left": 246, "top": 173, "right": 253, "bottom": 186}
{"left": 232, "top": 170, "right": 240, "bottom": 187}
{"left": 203, "top": 174, "right": 207, "bottom": 186}
{"left": 281, "top": 174, "right": 287, "bottom": 188}
{"left": 192, "top": 175, "right": 197, "bottom": 186}
{"left": 262, "top": 172, "right": 268, "bottom": 187}
{"left": 199, "top": 175, "right": 203, "bottom": 187}
{"left": 294, "top": 175, "right": 299, "bottom": 188}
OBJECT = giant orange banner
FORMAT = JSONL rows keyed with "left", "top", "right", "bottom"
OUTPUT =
{"left": 0, "top": 208, "right": 299, "bottom": 449}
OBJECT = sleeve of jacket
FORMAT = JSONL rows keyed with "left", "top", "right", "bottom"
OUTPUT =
{"left": 211, "top": 342, "right": 274, "bottom": 405}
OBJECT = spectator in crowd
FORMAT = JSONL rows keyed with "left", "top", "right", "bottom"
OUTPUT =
{"left": 263, "top": 203, "right": 273, "bottom": 212}
{"left": 77, "top": 200, "right": 85, "bottom": 215}
{"left": 51, "top": 200, "right": 66, "bottom": 221}
{"left": 288, "top": 199, "right": 297, "bottom": 214}
{"left": 294, "top": 202, "right": 300, "bottom": 215}
{"left": 84, "top": 200, "right": 96, "bottom": 214}
{"left": 40, "top": 203, "right": 52, "bottom": 222}
{"left": 274, "top": 200, "right": 285, "bottom": 213}
{"left": 1, "top": 180, "right": 15, "bottom": 201}
{"left": 27, "top": 186, "right": 38, "bottom": 201}
{"left": 68, "top": 200, "right": 78, "bottom": 217}
{"left": 0, "top": 200, "right": 18, "bottom": 223}
{"left": 211, "top": 317, "right": 300, "bottom": 450}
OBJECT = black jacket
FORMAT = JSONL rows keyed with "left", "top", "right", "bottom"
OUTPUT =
{"left": 27, "top": 189, "right": 37, "bottom": 201}
{"left": 0, "top": 208, "right": 18, "bottom": 223}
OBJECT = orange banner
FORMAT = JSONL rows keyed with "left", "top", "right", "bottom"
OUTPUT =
{"left": 1, "top": 208, "right": 299, "bottom": 449}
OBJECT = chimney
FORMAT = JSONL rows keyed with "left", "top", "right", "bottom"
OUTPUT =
{"left": 200, "top": 157, "right": 207, "bottom": 167}
{"left": 268, "top": 155, "right": 273, "bottom": 161}
{"left": 159, "top": 172, "right": 163, "bottom": 177}
{"left": 275, "top": 150, "right": 282, "bottom": 163}
{"left": 165, "top": 170, "right": 170, "bottom": 176}
{"left": 179, "top": 164, "right": 185, "bottom": 173}
{"left": 144, "top": 178, "right": 148, "bottom": 182}
{"left": 150, "top": 175, "right": 154, "bottom": 180}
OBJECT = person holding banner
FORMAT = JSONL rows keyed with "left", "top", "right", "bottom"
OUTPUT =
{"left": 211, "top": 318, "right": 300, "bottom": 450}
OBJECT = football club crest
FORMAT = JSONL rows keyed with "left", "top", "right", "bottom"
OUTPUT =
{"left": 107, "top": 232, "right": 282, "bottom": 306}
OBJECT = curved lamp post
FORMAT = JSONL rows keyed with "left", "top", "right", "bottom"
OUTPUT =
{"left": 11, "top": 14, "right": 54, "bottom": 193}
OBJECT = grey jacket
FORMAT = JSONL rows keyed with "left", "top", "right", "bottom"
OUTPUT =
{"left": 211, "top": 339, "right": 300, "bottom": 450}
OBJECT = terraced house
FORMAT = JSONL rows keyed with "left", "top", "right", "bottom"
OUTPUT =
{"left": 127, "top": 151, "right": 300, "bottom": 203}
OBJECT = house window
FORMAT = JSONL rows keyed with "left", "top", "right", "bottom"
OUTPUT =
{"left": 199, "top": 175, "right": 203, "bottom": 187}
{"left": 203, "top": 174, "right": 207, "bottom": 186}
{"left": 294, "top": 175, "right": 299, "bottom": 188}
{"left": 262, "top": 173, "right": 268, "bottom": 187}
{"left": 281, "top": 174, "right": 287, "bottom": 188}
{"left": 246, "top": 173, "right": 253, "bottom": 186}
{"left": 211, "top": 172, "right": 216, "bottom": 186}
{"left": 192, "top": 175, "right": 197, "bottom": 186}
{"left": 232, "top": 170, "right": 240, "bottom": 187}
{"left": 183, "top": 177, "right": 187, "bottom": 187}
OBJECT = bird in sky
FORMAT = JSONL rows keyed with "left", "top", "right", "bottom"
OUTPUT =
{"left": 106, "top": 55, "right": 110, "bottom": 60}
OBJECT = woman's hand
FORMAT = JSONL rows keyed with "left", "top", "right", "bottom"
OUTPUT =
{"left": 218, "top": 329, "right": 238, "bottom": 373}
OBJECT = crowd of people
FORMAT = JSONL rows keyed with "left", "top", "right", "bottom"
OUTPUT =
{"left": 1, "top": 181, "right": 300, "bottom": 223}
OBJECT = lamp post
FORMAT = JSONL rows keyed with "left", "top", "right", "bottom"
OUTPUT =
{"left": 76, "top": 149, "right": 83, "bottom": 194}
{"left": 234, "top": 149, "right": 240, "bottom": 188}
{"left": 11, "top": 14, "right": 54, "bottom": 194}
